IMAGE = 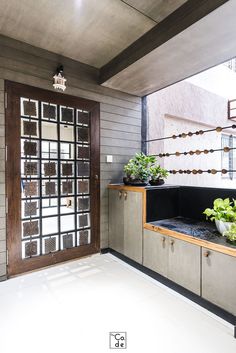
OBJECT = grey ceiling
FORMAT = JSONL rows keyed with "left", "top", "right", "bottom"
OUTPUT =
{"left": 122, "top": 0, "right": 188, "bottom": 23}
{"left": 102, "top": 0, "right": 236, "bottom": 96}
{"left": 0, "top": 0, "right": 185, "bottom": 68}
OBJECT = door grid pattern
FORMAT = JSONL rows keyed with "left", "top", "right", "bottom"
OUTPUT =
{"left": 20, "top": 98, "right": 91, "bottom": 259}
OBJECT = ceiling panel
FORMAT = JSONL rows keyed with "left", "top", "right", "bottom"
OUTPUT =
{"left": 123, "top": 0, "right": 188, "bottom": 23}
{"left": 0, "top": 0, "right": 156, "bottom": 68}
{"left": 102, "top": 1, "right": 236, "bottom": 96}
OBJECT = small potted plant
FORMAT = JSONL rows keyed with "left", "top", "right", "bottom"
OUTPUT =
{"left": 203, "top": 198, "right": 236, "bottom": 235}
{"left": 123, "top": 153, "right": 156, "bottom": 186}
{"left": 223, "top": 223, "right": 236, "bottom": 246}
{"left": 149, "top": 165, "right": 169, "bottom": 186}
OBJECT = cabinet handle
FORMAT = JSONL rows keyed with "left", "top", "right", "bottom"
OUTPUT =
{"left": 170, "top": 239, "right": 174, "bottom": 246}
{"left": 203, "top": 251, "right": 210, "bottom": 257}
{"left": 119, "top": 191, "right": 122, "bottom": 199}
{"left": 124, "top": 192, "right": 128, "bottom": 200}
{"left": 161, "top": 236, "right": 165, "bottom": 243}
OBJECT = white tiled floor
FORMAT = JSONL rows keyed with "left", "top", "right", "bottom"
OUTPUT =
{"left": 0, "top": 253, "right": 235, "bottom": 353}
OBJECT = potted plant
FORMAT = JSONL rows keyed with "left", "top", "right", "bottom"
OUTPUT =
{"left": 149, "top": 165, "right": 169, "bottom": 186}
{"left": 223, "top": 223, "right": 236, "bottom": 246}
{"left": 123, "top": 153, "right": 156, "bottom": 186}
{"left": 203, "top": 198, "right": 236, "bottom": 235}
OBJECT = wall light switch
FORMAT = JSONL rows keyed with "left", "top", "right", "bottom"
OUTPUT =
{"left": 106, "top": 155, "right": 113, "bottom": 163}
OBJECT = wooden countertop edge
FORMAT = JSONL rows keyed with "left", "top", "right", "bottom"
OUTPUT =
{"left": 144, "top": 223, "right": 236, "bottom": 257}
{"left": 107, "top": 184, "right": 146, "bottom": 193}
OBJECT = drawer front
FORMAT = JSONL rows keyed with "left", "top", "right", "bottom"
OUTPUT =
{"left": 168, "top": 237, "right": 201, "bottom": 295}
{"left": 202, "top": 248, "right": 236, "bottom": 315}
{"left": 143, "top": 229, "right": 168, "bottom": 277}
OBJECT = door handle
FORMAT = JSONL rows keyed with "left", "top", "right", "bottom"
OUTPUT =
{"left": 203, "top": 251, "right": 210, "bottom": 257}
{"left": 124, "top": 192, "right": 128, "bottom": 200}
{"left": 170, "top": 239, "right": 174, "bottom": 246}
{"left": 161, "top": 236, "right": 165, "bottom": 243}
{"left": 119, "top": 191, "right": 123, "bottom": 199}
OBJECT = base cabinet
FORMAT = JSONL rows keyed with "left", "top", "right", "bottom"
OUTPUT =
{"left": 108, "top": 189, "right": 142, "bottom": 264}
{"left": 143, "top": 229, "right": 168, "bottom": 277}
{"left": 109, "top": 186, "right": 236, "bottom": 316}
{"left": 108, "top": 189, "right": 124, "bottom": 254}
{"left": 202, "top": 248, "right": 236, "bottom": 315}
{"left": 168, "top": 237, "right": 201, "bottom": 295}
{"left": 143, "top": 229, "right": 201, "bottom": 295}
{"left": 124, "top": 191, "right": 142, "bottom": 263}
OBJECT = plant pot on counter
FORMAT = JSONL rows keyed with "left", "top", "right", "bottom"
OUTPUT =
{"left": 149, "top": 179, "right": 165, "bottom": 186}
{"left": 129, "top": 179, "right": 148, "bottom": 186}
{"left": 215, "top": 220, "right": 233, "bottom": 235}
{"left": 123, "top": 177, "right": 131, "bottom": 185}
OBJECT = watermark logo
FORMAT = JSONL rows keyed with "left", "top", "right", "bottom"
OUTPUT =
{"left": 109, "top": 332, "right": 127, "bottom": 349}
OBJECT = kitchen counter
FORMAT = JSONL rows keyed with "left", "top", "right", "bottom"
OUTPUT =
{"left": 108, "top": 184, "right": 236, "bottom": 257}
{"left": 145, "top": 217, "right": 236, "bottom": 257}
{"left": 108, "top": 183, "right": 179, "bottom": 192}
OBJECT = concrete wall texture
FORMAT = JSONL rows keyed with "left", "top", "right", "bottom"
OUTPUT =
{"left": 0, "top": 35, "right": 142, "bottom": 280}
{"left": 147, "top": 80, "right": 236, "bottom": 188}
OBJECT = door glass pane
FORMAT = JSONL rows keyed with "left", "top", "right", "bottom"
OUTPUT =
{"left": 60, "top": 124, "right": 74, "bottom": 142}
{"left": 42, "top": 121, "right": 57, "bottom": 140}
{"left": 42, "top": 102, "right": 57, "bottom": 121}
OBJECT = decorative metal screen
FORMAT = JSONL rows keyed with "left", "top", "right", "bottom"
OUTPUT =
{"left": 20, "top": 98, "right": 91, "bottom": 259}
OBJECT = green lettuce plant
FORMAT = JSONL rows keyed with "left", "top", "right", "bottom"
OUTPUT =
{"left": 203, "top": 198, "right": 236, "bottom": 222}
{"left": 223, "top": 223, "right": 236, "bottom": 244}
{"left": 149, "top": 165, "right": 169, "bottom": 181}
{"left": 123, "top": 153, "right": 156, "bottom": 182}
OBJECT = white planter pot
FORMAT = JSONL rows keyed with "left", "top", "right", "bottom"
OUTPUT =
{"left": 215, "top": 220, "right": 233, "bottom": 235}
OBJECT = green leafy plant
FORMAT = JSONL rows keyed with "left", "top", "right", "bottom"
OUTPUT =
{"left": 149, "top": 165, "right": 169, "bottom": 181}
{"left": 223, "top": 223, "right": 236, "bottom": 244}
{"left": 123, "top": 152, "right": 156, "bottom": 182}
{"left": 203, "top": 198, "right": 236, "bottom": 222}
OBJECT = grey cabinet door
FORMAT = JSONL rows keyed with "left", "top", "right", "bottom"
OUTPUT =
{"left": 108, "top": 189, "right": 124, "bottom": 254}
{"left": 202, "top": 248, "right": 236, "bottom": 315}
{"left": 124, "top": 191, "right": 143, "bottom": 263}
{"left": 168, "top": 237, "right": 201, "bottom": 295}
{"left": 143, "top": 229, "right": 168, "bottom": 277}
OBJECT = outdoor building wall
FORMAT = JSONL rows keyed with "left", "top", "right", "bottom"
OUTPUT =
{"left": 163, "top": 114, "right": 235, "bottom": 188}
{"left": 0, "top": 35, "right": 142, "bottom": 280}
{"left": 147, "top": 80, "right": 236, "bottom": 188}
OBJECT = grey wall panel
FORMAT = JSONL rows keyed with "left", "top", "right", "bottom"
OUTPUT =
{"left": 101, "top": 111, "right": 141, "bottom": 126}
{"left": 101, "top": 120, "right": 141, "bottom": 134}
{"left": 0, "top": 36, "right": 142, "bottom": 278}
{"left": 100, "top": 129, "right": 140, "bottom": 141}
{"left": 100, "top": 103, "right": 141, "bottom": 118}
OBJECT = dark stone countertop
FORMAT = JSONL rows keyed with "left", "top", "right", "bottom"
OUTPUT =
{"left": 149, "top": 217, "right": 236, "bottom": 250}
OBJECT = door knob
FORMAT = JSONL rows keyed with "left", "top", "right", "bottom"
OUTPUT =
{"left": 203, "top": 251, "right": 210, "bottom": 257}
{"left": 119, "top": 191, "right": 122, "bottom": 199}
{"left": 124, "top": 192, "right": 128, "bottom": 200}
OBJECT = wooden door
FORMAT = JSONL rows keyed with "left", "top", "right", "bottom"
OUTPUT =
{"left": 5, "top": 81, "right": 100, "bottom": 277}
